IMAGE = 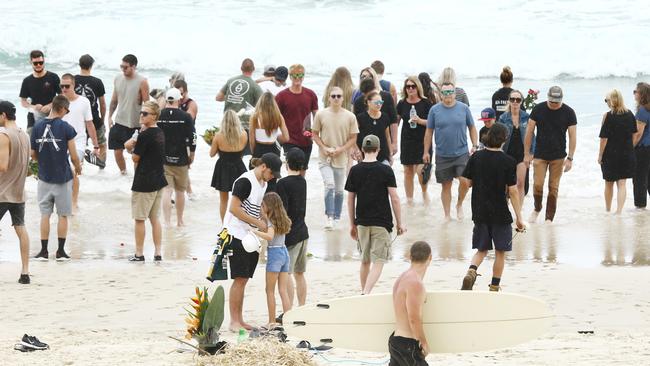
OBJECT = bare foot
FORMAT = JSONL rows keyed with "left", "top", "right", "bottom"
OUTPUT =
{"left": 444, "top": 215, "right": 452, "bottom": 222}
{"left": 456, "top": 205, "right": 464, "bottom": 221}
{"left": 528, "top": 210, "right": 540, "bottom": 223}
{"left": 229, "top": 322, "right": 245, "bottom": 332}
{"left": 240, "top": 321, "right": 255, "bottom": 330}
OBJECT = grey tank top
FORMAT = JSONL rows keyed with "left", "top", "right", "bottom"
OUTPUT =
{"left": 0, "top": 127, "right": 30, "bottom": 203}
{"left": 114, "top": 73, "right": 145, "bottom": 128}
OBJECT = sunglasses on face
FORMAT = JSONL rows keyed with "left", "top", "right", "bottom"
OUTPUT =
{"left": 405, "top": 84, "right": 417, "bottom": 90}
{"left": 634, "top": 90, "right": 639, "bottom": 95}
{"left": 64, "top": 107, "right": 70, "bottom": 114}
{"left": 509, "top": 97, "right": 522, "bottom": 103}
{"left": 330, "top": 94, "right": 342, "bottom": 99}
{"left": 140, "top": 111, "right": 151, "bottom": 117}
{"left": 549, "top": 101, "right": 560, "bottom": 105}
{"left": 120, "top": 65, "right": 130, "bottom": 70}
{"left": 32, "top": 61, "right": 44, "bottom": 66}
{"left": 441, "top": 90, "right": 455, "bottom": 96}
{"left": 372, "top": 100, "right": 384, "bottom": 106}
{"left": 290, "top": 73, "right": 304, "bottom": 79}
{"left": 60, "top": 84, "right": 72, "bottom": 89}
{"left": 604, "top": 98, "right": 610, "bottom": 104}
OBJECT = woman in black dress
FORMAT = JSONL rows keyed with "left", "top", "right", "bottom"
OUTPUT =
{"left": 396, "top": 76, "right": 433, "bottom": 202}
{"left": 356, "top": 91, "right": 392, "bottom": 165}
{"left": 210, "top": 110, "right": 248, "bottom": 222}
{"left": 598, "top": 89, "right": 637, "bottom": 214}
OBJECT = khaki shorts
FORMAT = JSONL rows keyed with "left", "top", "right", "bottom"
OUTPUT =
{"left": 288, "top": 240, "right": 308, "bottom": 273}
{"left": 164, "top": 165, "right": 189, "bottom": 192}
{"left": 132, "top": 190, "right": 163, "bottom": 220}
{"left": 357, "top": 225, "right": 391, "bottom": 263}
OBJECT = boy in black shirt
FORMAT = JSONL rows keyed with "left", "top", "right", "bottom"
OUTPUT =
{"left": 460, "top": 124, "right": 525, "bottom": 292}
{"left": 345, "top": 135, "right": 405, "bottom": 295}
{"left": 75, "top": 54, "right": 107, "bottom": 162}
{"left": 276, "top": 148, "right": 309, "bottom": 307}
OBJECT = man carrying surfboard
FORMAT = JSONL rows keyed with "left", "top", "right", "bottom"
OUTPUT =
{"left": 460, "top": 123, "right": 525, "bottom": 291}
{"left": 390, "top": 241, "right": 432, "bottom": 365}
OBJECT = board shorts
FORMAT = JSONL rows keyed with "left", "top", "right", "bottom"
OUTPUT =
{"left": 131, "top": 189, "right": 163, "bottom": 220}
{"left": 37, "top": 180, "right": 73, "bottom": 216}
{"left": 109, "top": 123, "right": 138, "bottom": 150}
{"left": 229, "top": 236, "right": 259, "bottom": 279}
{"left": 0, "top": 202, "right": 25, "bottom": 226}
{"left": 472, "top": 223, "right": 512, "bottom": 251}
{"left": 267, "top": 246, "right": 290, "bottom": 273}
{"left": 288, "top": 240, "right": 308, "bottom": 273}
{"left": 357, "top": 225, "right": 391, "bottom": 263}
{"left": 388, "top": 332, "right": 428, "bottom": 366}
{"left": 435, "top": 153, "right": 469, "bottom": 183}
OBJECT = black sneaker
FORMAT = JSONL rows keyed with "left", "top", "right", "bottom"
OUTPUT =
{"left": 153, "top": 255, "right": 162, "bottom": 261}
{"left": 129, "top": 255, "right": 145, "bottom": 262}
{"left": 18, "top": 274, "right": 30, "bottom": 284}
{"left": 21, "top": 334, "right": 49, "bottom": 350}
{"left": 34, "top": 250, "right": 49, "bottom": 261}
{"left": 55, "top": 250, "right": 71, "bottom": 261}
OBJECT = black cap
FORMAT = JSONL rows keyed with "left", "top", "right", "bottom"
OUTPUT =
{"left": 261, "top": 153, "right": 282, "bottom": 179}
{"left": 0, "top": 100, "right": 16, "bottom": 120}
{"left": 275, "top": 66, "right": 288, "bottom": 82}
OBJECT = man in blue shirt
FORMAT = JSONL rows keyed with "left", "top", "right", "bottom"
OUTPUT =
{"left": 423, "top": 82, "right": 478, "bottom": 220}
{"left": 30, "top": 95, "right": 82, "bottom": 261}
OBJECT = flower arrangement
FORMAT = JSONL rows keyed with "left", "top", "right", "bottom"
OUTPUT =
{"left": 28, "top": 160, "right": 38, "bottom": 179}
{"left": 185, "top": 286, "right": 227, "bottom": 354}
{"left": 523, "top": 89, "right": 539, "bottom": 111}
{"left": 201, "top": 127, "right": 220, "bottom": 146}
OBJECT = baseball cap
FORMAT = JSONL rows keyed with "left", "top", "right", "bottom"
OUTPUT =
{"left": 362, "top": 134, "right": 380, "bottom": 149}
{"left": 274, "top": 66, "right": 288, "bottom": 82}
{"left": 286, "top": 147, "right": 305, "bottom": 170}
{"left": 548, "top": 86, "right": 563, "bottom": 103}
{"left": 478, "top": 107, "right": 496, "bottom": 121}
{"left": 0, "top": 100, "right": 17, "bottom": 120}
{"left": 166, "top": 88, "right": 182, "bottom": 102}
{"left": 263, "top": 65, "right": 276, "bottom": 77}
{"left": 261, "top": 153, "right": 282, "bottom": 179}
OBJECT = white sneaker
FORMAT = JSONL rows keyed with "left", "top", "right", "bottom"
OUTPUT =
{"left": 324, "top": 217, "right": 334, "bottom": 230}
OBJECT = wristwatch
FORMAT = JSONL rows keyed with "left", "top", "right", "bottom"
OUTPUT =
{"left": 566, "top": 156, "right": 573, "bottom": 161}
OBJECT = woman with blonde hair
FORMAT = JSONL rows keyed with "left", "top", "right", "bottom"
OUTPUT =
{"left": 396, "top": 76, "right": 433, "bottom": 202}
{"left": 352, "top": 67, "right": 382, "bottom": 104}
{"left": 210, "top": 110, "right": 248, "bottom": 221}
{"left": 598, "top": 89, "right": 637, "bottom": 213}
{"left": 323, "top": 67, "right": 354, "bottom": 111}
{"left": 438, "top": 67, "right": 470, "bottom": 106}
{"left": 499, "top": 89, "right": 532, "bottom": 203}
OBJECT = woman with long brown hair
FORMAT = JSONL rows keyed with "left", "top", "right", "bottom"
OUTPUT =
{"left": 323, "top": 67, "right": 354, "bottom": 111}
{"left": 249, "top": 91, "right": 289, "bottom": 159}
{"left": 632, "top": 82, "right": 650, "bottom": 208}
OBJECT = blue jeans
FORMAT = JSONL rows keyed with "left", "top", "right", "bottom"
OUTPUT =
{"left": 319, "top": 162, "right": 345, "bottom": 219}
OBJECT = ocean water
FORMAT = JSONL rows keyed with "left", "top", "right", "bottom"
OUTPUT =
{"left": 1, "top": 1, "right": 650, "bottom": 266}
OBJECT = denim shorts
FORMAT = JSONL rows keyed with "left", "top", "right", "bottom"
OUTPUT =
{"left": 266, "top": 246, "right": 290, "bottom": 273}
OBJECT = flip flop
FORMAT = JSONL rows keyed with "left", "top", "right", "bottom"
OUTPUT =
{"left": 422, "top": 163, "right": 432, "bottom": 185}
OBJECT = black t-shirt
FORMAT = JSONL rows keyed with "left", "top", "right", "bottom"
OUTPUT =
{"left": 396, "top": 98, "right": 433, "bottom": 143}
{"left": 356, "top": 112, "right": 391, "bottom": 163}
{"left": 599, "top": 110, "right": 637, "bottom": 159}
{"left": 345, "top": 161, "right": 397, "bottom": 232}
{"left": 530, "top": 102, "right": 577, "bottom": 160}
{"left": 353, "top": 90, "right": 398, "bottom": 125}
{"left": 276, "top": 175, "right": 309, "bottom": 247}
{"left": 74, "top": 75, "right": 106, "bottom": 129}
{"left": 19, "top": 71, "right": 61, "bottom": 127}
{"left": 492, "top": 87, "right": 513, "bottom": 120}
{"left": 131, "top": 127, "right": 168, "bottom": 192}
{"left": 157, "top": 108, "right": 196, "bottom": 166}
{"left": 462, "top": 150, "right": 517, "bottom": 224}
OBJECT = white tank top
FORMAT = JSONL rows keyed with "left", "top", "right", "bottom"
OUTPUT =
{"left": 255, "top": 128, "right": 281, "bottom": 143}
{"left": 223, "top": 170, "right": 267, "bottom": 239}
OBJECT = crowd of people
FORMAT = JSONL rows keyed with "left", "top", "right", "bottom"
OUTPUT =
{"left": 2, "top": 50, "right": 650, "bottom": 365}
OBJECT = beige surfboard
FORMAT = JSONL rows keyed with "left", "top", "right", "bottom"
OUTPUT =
{"left": 283, "top": 291, "right": 552, "bottom": 353}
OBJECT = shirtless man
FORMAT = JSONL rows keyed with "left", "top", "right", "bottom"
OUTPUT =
{"left": 390, "top": 241, "right": 432, "bottom": 366}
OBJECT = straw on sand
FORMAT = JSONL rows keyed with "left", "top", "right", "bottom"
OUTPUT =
{"left": 196, "top": 337, "right": 317, "bottom": 366}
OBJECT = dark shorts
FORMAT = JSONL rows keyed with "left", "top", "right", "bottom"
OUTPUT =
{"left": 229, "top": 237, "right": 259, "bottom": 279}
{"left": 388, "top": 332, "right": 428, "bottom": 366}
{"left": 109, "top": 124, "right": 138, "bottom": 150}
{"left": 0, "top": 202, "right": 25, "bottom": 226}
{"left": 472, "top": 223, "right": 512, "bottom": 251}
{"left": 283, "top": 143, "right": 312, "bottom": 170}
{"left": 434, "top": 153, "right": 469, "bottom": 183}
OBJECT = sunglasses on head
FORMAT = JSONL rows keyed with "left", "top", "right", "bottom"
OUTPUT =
{"left": 509, "top": 97, "right": 522, "bottom": 103}
{"left": 330, "top": 94, "right": 342, "bottom": 99}
{"left": 441, "top": 90, "right": 455, "bottom": 96}
{"left": 405, "top": 84, "right": 417, "bottom": 90}
{"left": 140, "top": 111, "right": 150, "bottom": 117}
{"left": 60, "top": 84, "right": 71, "bottom": 89}
{"left": 290, "top": 73, "right": 304, "bottom": 79}
{"left": 32, "top": 61, "right": 44, "bottom": 66}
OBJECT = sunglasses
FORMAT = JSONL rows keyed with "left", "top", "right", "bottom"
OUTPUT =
{"left": 120, "top": 65, "right": 130, "bottom": 70}
{"left": 549, "top": 101, "right": 561, "bottom": 104}
{"left": 60, "top": 84, "right": 72, "bottom": 89}
{"left": 441, "top": 90, "right": 455, "bottom": 96}
{"left": 372, "top": 100, "right": 384, "bottom": 106}
{"left": 634, "top": 90, "right": 639, "bottom": 95}
{"left": 509, "top": 97, "right": 522, "bottom": 103}
{"left": 330, "top": 94, "right": 342, "bottom": 99}
{"left": 64, "top": 107, "right": 70, "bottom": 114}
{"left": 140, "top": 111, "right": 151, "bottom": 117}
{"left": 32, "top": 61, "right": 44, "bottom": 66}
{"left": 405, "top": 84, "right": 417, "bottom": 90}
{"left": 290, "top": 73, "right": 304, "bottom": 79}
{"left": 604, "top": 98, "right": 610, "bottom": 104}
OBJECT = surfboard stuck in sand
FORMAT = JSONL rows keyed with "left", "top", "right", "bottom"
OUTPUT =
{"left": 283, "top": 291, "right": 553, "bottom": 353}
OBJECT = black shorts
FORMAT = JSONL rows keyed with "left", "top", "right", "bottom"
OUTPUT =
{"left": 388, "top": 332, "right": 428, "bottom": 366}
{"left": 109, "top": 124, "right": 138, "bottom": 150}
{"left": 0, "top": 202, "right": 25, "bottom": 226}
{"left": 283, "top": 143, "right": 312, "bottom": 170}
{"left": 472, "top": 223, "right": 512, "bottom": 251}
{"left": 228, "top": 237, "right": 259, "bottom": 279}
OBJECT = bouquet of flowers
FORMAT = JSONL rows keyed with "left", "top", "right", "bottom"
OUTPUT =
{"left": 28, "top": 160, "right": 38, "bottom": 180}
{"left": 201, "top": 126, "right": 220, "bottom": 146}
{"left": 523, "top": 89, "right": 539, "bottom": 111}
{"left": 184, "top": 286, "right": 227, "bottom": 354}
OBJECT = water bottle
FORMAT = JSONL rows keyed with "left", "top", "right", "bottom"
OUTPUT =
{"left": 131, "top": 129, "right": 139, "bottom": 141}
{"left": 237, "top": 328, "right": 247, "bottom": 343}
{"left": 409, "top": 105, "right": 417, "bottom": 129}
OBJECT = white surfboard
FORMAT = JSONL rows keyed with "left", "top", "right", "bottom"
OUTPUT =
{"left": 283, "top": 291, "right": 552, "bottom": 353}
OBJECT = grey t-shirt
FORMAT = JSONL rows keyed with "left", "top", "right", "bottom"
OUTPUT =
{"left": 266, "top": 221, "right": 286, "bottom": 247}
{"left": 219, "top": 74, "right": 263, "bottom": 129}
